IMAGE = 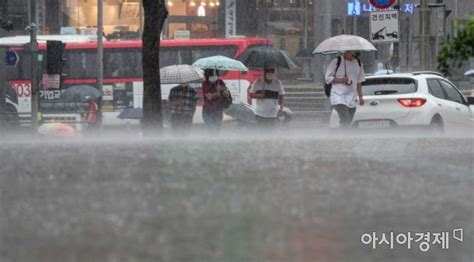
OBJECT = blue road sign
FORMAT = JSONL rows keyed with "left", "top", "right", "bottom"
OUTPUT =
{"left": 5, "top": 50, "right": 19, "bottom": 67}
{"left": 348, "top": 1, "right": 361, "bottom": 16}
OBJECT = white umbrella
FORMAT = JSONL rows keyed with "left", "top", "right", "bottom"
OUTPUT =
{"left": 160, "top": 65, "right": 204, "bottom": 84}
{"left": 313, "top": 34, "right": 377, "bottom": 55}
{"left": 192, "top": 55, "right": 248, "bottom": 71}
{"left": 464, "top": 69, "right": 474, "bottom": 76}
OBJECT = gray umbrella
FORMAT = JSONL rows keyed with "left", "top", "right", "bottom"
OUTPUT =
{"left": 225, "top": 103, "right": 294, "bottom": 124}
{"left": 61, "top": 85, "right": 102, "bottom": 102}
{"left": 117, "top": 108, "right": 143, "bottom": 119}
{"left": 225, "top": 103, "right": 257, "bottom": 124}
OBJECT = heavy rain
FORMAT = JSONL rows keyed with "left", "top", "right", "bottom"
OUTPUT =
{"left": 0, "top": 0, "right": 473, "bottom": 262}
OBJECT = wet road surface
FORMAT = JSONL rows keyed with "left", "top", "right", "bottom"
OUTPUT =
{"left": 0, "top": 133, "right": 473, "bottom": 262}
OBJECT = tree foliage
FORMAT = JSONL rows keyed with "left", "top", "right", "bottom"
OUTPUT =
{"left": 437, "top": 16, "right": 474, "bottom": 76}
{"left": 141, "top": 0, "right": 168, "bottom": 134}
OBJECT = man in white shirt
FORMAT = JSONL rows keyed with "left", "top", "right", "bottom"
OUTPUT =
{"left": 325, "top": 51, "right": 365, "bottom": 128}
{"left": 249, "top": 68, "right": 285, "bottom": 129}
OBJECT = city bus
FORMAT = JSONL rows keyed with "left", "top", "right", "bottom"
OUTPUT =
{"left": 2, "top": 36, "right": 270, "bottom": 126}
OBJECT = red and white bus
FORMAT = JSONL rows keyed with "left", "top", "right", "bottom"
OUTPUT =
{"left": 2, "top": 35, "right": 271, "bottom": 125}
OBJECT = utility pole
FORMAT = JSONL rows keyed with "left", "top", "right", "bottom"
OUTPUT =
{"left": 97, "top": 0, "right": 104, "bottom": 127}
{"left": 419, "top": 0, "right": 430, "bottom": 70}
{"left": 263, "top": 0, "right": 267, "bottom": 37}
{"left": 313, "top": 0, "right": 332, "bottom": 83}
{"left": 322, "top": 0, "right": 332, "bottom": 70}
{"left": 28, "top": 0, "right": 39, "bottom": 134}
{"left": 353, "top": 16, "right": 357, "bottom": 35}
{"left": 139, "top": 0, "right": 144, "bottom": 36}
{"left": 304, "top": 0, "right": 308, "bottom": 48}
{"left": 28, "top": 22, "right": 39, "bottom": 134}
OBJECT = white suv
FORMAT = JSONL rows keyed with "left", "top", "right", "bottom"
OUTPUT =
{"left": 330, "top": 72, "right": 474, "bottom": 132}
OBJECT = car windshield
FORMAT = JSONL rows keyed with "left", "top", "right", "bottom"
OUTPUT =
{"left": 362, "top": 78, "right": 417, "bottom": 96}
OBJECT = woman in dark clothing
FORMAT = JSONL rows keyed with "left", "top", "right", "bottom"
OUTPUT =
{"left": 201, "top": 69, "right": 231, "bottom": 131}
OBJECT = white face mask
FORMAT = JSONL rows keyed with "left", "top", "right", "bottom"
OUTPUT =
{"left": 209, "top": 76, "right": 218, "bottom": 82}
{"left": 265, "top": 73, "right": 274, "bottom": 80}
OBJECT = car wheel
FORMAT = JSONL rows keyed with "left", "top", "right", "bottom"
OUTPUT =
{"left": 430, "top": 115, "right": 444, "bottom": 135}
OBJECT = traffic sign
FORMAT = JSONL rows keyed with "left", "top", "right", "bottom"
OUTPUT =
{"left": 369, "top": 0, "right": 397, "bottom": 9}
{"left": 5, "top": 50, "right": 19, "bottom": 67}
{"left": 370, "top": 10, "right": 400, "bottom": 43}
{"left": 348, "top": 1, "right": 361, "bottom": 16}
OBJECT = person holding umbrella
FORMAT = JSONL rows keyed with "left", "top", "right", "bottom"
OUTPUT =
{"left": 168, "top": 82, "right": 199, "bottom": 134}
{"left": 85, "top": 96, "right": 99, "bottom": 132}
{"left": 249, "top": 68, "right": 285, "bottom": 130}
{"left": 160, "top": 64, "right": 203, "bottom": 133}
{"left": 201, "top": 69, "right": 229, "bottom": 130}
{"left": 314, "top": 34, "right": 376, "bottom": 128}
{"left": 325, "top": 51, "right": 365, "bottom": 128}
{"left": 201, "top": 69, "right": 231, "bottom": 131}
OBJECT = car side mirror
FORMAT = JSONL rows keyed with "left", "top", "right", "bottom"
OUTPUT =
{"left": 467, "top": 97, "right": 474, "bottom": 105}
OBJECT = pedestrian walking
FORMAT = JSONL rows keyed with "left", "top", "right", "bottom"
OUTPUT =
{"left": 168, "top": 83, "right": 199, "bottom": 134}
{"left": 85, "top": 96, "right": 99, "bottom": 132}
{"left": 249, "top": 68, "right": 285, "bottom": 130}
{"left": 325, "top": 51, "right": 365, "bottom": 128}
{"left": 202, "top": 69, "right": 232, "bottom": 131}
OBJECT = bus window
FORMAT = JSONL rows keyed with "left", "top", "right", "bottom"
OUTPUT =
{"left": 159, "top": 48, "right": 192, "bottom": 68}
{"left": 159, "top": 46, "right": 237, "bottom": 68}
{"left": 191, "top": 46, "right": 237, "bottom": 61}
{"left": 104, "top": 49, "right": 142, "bottom": 78}
{"left": 67, "top": 50, "right": 96, "bottom": 78}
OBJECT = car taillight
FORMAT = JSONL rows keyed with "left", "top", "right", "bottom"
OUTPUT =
{"left": 397, "top": 98, "right": 426, "bottom": 107}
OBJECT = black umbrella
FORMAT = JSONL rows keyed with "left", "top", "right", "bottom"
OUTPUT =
{"left": 61, "top": 85, "right": 102, "bottom": 102}
{"left": 237, "top": 46, "right": 301, "bottom": 70}
{"left": 117, "top": 108, "right": 143, "bottom": 120}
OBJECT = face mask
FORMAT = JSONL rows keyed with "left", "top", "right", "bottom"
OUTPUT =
{"left": 209, "top": 76, "right": 218, "bottom": 82}
{"left": 265, "top": 73, "right": 274, "bottom": 80}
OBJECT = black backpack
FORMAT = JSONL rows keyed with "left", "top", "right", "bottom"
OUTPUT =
{"left": 324, "top": 56, "right": 361, "bottom": 97}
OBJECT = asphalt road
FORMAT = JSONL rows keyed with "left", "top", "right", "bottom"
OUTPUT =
{"left": 0, "top": 133, "right": 473, "bottom": 262}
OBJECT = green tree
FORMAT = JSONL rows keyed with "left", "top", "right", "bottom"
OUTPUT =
{"left": 437, "top": 16, "right": 474, "bottom": 76}
{"left": 141, "top": 0, "right": 168, "bottom": 134}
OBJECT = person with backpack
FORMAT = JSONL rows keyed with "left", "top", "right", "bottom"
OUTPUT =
{"left": 324, "top": 51, "right": 365, "bottom": 128}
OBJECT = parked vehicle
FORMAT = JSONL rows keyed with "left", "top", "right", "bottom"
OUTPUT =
{"left": 330, "top": 72, "right": 474, "bottom": 132}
